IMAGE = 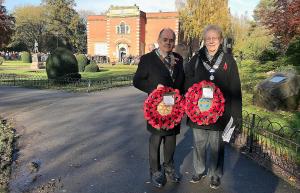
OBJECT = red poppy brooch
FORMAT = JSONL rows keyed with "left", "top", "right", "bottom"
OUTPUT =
{"left": 144, "top": 86, "right": 185, "bottom": 130}
{"left": 185, "top": 80, "right": 225, "bottom": 125}
{"left": 223, "top": 63, "right": 228, "bottom": 71}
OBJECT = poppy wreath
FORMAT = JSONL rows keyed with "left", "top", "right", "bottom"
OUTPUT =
{"left": 185, "top": 80, "right": 225, "bottom": 125}
{"left": 144, "top": 86, "right": 185, "bottom": 130}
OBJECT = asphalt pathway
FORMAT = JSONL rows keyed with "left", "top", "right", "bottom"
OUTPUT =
{"left": 0, "top": 86, "right": 298, "bottom": 193}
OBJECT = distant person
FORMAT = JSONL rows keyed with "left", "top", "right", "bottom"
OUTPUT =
{"left": 133, "top": 28, "right": 185, "bottom": 188}
{"left": 184, "top": 24, "right": 242, "bottom": 189}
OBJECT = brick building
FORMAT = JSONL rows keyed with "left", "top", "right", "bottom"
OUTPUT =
{"left": 87, "top": 5, "right": 180, "bottom": 62}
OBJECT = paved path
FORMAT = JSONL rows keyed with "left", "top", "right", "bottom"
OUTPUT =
{"left": 0, "top": 86, "right": 298, "bottom": 193}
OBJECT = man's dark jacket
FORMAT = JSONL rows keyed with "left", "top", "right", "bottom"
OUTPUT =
{"left": 133, "top": 50, "right": 185, "bottom": 136}
{"left": 184, "top": 47, "right": 242, "bottom": 131}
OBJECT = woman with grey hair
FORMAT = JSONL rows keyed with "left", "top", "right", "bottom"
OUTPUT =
{"left": 184, "top": 24, "right": 242, "bottom": 189}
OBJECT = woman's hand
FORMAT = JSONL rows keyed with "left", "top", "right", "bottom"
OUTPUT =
{"left": 157, "top": 84, "right": 164, "bottom": 89}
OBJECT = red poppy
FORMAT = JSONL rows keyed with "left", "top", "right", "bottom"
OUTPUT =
{"left": 185, "top": 80, "right": 225, "bottom": 125}
{"left": 144, "top": 86, "right": 185, "bottom": 130}
{"left": 223, "top": 63, "right": 228, "bottom": 71}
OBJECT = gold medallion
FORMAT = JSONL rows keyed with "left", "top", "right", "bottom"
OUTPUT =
{"left": 157, "top": 102, "right": 173, "bottom": 116}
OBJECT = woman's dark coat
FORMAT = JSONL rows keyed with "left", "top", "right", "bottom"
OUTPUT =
{"left": 133, "top": 50, "right": 185, "bottom": 136}
{"left": 184, "top": 47, "right": 242, "bottom": 131}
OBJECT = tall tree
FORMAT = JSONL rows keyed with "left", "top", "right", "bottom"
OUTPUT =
{"left": 12, "top": 5, "right": 47, "bottom": 52}
{"left": 0, "top": 0, "right": 14, "bottom": 49}
{"left": 255, "top": 0, "right": 300, "bottom": 52}
{"left": 179, "top": 0, "right": 231, "bottom": 42}
{"left": 232, "top": 18, "right": 273, "bottom": 59}
{"left": 42, "top": 0, "right": 86, "bottom": 53}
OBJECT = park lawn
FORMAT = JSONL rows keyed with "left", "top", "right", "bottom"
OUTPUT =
{"left": 0, "top": 61, "right": 46, "bottom": 77}
{"left": 82, "top": 64, "right": 137, "bottom": 79}
{"left": 0, "top": 61, "right": 137, "bottom": 79}
{"left": 0, "top": 60, "right": 31, "bottom": 67}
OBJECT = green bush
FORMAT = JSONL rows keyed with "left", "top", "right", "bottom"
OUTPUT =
{"left": 286, "top": 37, "right": 300, "bottom": 66}
{"left": 0, "top": 56, "right": 4, "bottom": 65}
{"left": 76, "top": 54, "right": 88, "bottom": 72}
{"left": 90, "top": 60, "right": 97, "bottom": 65}
{"left": 258, "top": 48, "right": 280, "bottom": 63}
{"left": 46, "top": 47, "right": 81, "bottom": 80}
{"left": 275, "top": 64, "right": 298, "bottom": 74}
{"left": 256, "top": 57, "right": 289, "bottom": 73}
{"left": 84, "top": 63, "right": 99, "bottom": 72}
{"left": 21, "top": 51, "right": 31, "bottom": 63}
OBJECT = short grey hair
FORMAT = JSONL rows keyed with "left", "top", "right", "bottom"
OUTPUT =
{"left": 203, "top": 25, "right": 223, "bottom": 40}
{"left": 158, "top": 28, "right": 176, "bottom": 41}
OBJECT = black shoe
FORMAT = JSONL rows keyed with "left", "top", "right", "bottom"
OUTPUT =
{"left": 165, "top": 168, "right": 180, "bottom": 183}
{"left": 210, "top": 176, "right": 221, "bottom": 189}
{"left": 150, "top": 171, "right": 166, "bottom": 188}
{"left": 189, "top": 173, "right": 206, "bottom": 183}
{"left": 163, "top": 163, "right": 180, "bottom": 183}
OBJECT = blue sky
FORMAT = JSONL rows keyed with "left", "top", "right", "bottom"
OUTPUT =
{"left": 4, "top": 0, "right": 260, "bottom": 18}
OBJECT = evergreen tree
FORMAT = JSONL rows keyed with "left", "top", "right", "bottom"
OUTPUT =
{"left": 42, "top": 0, "right": 86, "bottom": 53}
{"left": 0, "top": 0, "right": 14, "bottom": 48}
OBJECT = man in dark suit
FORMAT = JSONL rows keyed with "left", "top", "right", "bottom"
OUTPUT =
{"left": 133, "top": 28, "right": 185, "bottom": 188}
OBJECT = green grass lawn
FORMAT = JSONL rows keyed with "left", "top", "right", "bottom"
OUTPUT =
{"left": 0, "top": 61, "right": 137, "bottom": 79}
{"left": 82, "top": 64, "right": 137, "bottom": 79}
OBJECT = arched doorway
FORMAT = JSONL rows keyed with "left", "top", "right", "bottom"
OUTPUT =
{"left": 119, "top": 47, "right": 126, "bottom": 63}
{"left": 116, "top": 43, "right": 128, "bottom": 63}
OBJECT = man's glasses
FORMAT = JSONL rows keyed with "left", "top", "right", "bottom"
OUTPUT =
{"left": 161, "top": 38, "right": 175, "bottom": 43}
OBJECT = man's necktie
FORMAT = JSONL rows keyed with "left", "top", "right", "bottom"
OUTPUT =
{"left": 164, "top": 54, "right": 171, "bottom": 67}
{"left": 164, "top": 54, "right": 174, "bottom": 81}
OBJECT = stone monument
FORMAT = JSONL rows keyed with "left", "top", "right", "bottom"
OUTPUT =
{"left": 31, "top": 40, "right": 45, "bottom": 70}
{"left": 253, "top": 72, "right": 300, "bottom": 111}
{"left": 31, "top": 53, "right": 44, "bottom": 70}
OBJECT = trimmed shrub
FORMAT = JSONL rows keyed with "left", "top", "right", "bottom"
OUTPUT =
{"left": 258, "top": 48, "right": 280, "bottom": 63}
{"left": 90, "top": 60, "right": 97, "bottom": 65}
{"left": 46, "top": 47, "right": 81, "bottom": 80}
{"left": 76, "top": 54, "right": 88, "bottom": 72}
{"left": 21, "top": 51, "right": 31, "bottom": 63}
{"left": 286, "top": 37, "right": 300, "bottom": 66}
{"left": 0, "top": 56, "right": 4, "bottom": 65}
{"left": 84, "top": 63, "right": 99, "bottom": 72}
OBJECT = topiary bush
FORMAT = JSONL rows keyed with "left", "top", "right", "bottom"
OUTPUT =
{"left": 46, "top": 47, "right": 81, "bottom": 80}
{"left": 0, "top": 56, "right": 4, "bottom": 65}
{"left": 84, "top": 63, "right": 100, "bottom": 72}
{"left": 76, "top": 54, "right": 88, "bottom": 72}
{"left": 21, "top": 51, "right": 31, "bottom": 63}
